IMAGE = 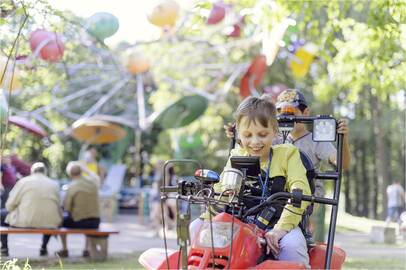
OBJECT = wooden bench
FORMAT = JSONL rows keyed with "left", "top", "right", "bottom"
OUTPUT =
{"left": 0, "top": 226, "right": 119, "bottom": 260}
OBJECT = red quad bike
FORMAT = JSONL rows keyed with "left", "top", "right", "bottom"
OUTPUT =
{"left": 139, "top": 115, "right": 346, "bottom": 269}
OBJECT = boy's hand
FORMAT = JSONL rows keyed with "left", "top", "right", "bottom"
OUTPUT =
{"left": 337, "top": 119, "right": 349, "bottom": 135}
{"left": 264, "top": 228, "right": 287, "bottom": 257}
{"left": 223, "top": 122, "right": 235, "bottom": 139}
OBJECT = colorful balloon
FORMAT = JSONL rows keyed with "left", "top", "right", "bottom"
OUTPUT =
{"left": 29, "top": 29, "right": 64, "bottom": 62}
{"left": 0, "top": 57, "right": 22, "bottom": 92}
{"left": 126, "top": 52, "right": 150, "bottom": 74}
{"left": 207, "top": 2, "right": 226, "bottom": 25}
{"left": 289, "top": 43, "right": 318, "bottom": 79}
{"left": 239, "top": 55, "right": 267, "bottom": 98}
{"left": 86, "top": 12, "right": 119, "bottom": 40}
{"left": 147, "top": 0, "right": 180, "bottom": 28}
{"left": 225, "top": 24, "right": 241, "bottom": 38}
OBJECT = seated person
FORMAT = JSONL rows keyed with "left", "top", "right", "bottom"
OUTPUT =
{"left": 1, "top": 162, "right": 62, "bottom": 257}
{"left": 56, "top": 161, "right": 100, "bottom": 258}
{"left": 191, "top": 97, "right": 311, "bottom": 268}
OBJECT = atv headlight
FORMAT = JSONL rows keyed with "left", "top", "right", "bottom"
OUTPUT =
{"left": 197, "top": 221, "right": 239, "bottom": 248}
{"left": 313, "top": 118, "right": 336, "bottom": 142}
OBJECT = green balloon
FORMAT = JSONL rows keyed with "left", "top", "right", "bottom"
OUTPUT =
{"left": 87, "top": 12, "right": 119, "bottom": 40}
{"left": 154, "top": 95, "right": 208, "bottom": 129}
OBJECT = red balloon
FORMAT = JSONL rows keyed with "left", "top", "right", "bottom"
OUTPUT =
{"left": 239, "top": 55, "right": 267, "bottom": 98}
{"left": 29, "top": 29, "right": 64, "bottom": 62}
{"left": 226, "top": 24, "right": 241, "bottom": 38}
{"left": 207, "top": 3, "right": 226, "bottom": 25}
{"left": 29, "top": 30, "right": 52, "bottom": 49}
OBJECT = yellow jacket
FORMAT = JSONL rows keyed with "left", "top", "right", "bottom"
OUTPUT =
{"left": 203, "top": 144, "right": 311, "bottom": 232}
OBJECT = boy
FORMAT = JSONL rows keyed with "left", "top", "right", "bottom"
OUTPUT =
{"left": 194, "top": 97, "right": 311, "bottom": 267}
{"left": 225, "top": 89, "right": 351, "bottom": 242}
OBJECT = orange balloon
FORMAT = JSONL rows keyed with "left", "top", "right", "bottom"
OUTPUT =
{"left": 147, "top": 0, "right": 180, "bottom": 27}
{"left": 0, "top": 57, "right": 22, "bottom": 92}
{"left": 126, "top": 52, "right": 150, "bottom": 74}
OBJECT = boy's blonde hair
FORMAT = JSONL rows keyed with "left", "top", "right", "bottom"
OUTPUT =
{"left": 235, "top": 96, "right": 278, "bottom": 133}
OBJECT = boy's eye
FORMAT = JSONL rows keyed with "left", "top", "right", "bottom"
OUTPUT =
{"left": 259, "top": 132, "right": 268, "bottom": 137}
{"left": 241, "top": 133, "right": 251, "bottom": 138}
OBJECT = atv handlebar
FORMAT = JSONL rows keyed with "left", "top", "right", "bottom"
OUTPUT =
{"left": 242, "top": 190, "right": 337, "bottom": 218}
{"left": 160, "top": 187, "right": 337, "bottom": 218}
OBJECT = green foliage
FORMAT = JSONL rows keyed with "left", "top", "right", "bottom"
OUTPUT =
{"left": 0, "top": 258, "right": 31, "bottom": 270}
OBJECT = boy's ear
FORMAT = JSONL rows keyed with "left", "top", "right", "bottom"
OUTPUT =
{"left": 303, "top": 107, "right": 310, "bottom": 116}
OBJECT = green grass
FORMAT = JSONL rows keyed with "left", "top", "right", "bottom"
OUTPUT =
{"left": 344, "top": 257, "right": 406, "bottom": 270}
{"left": 4, "top": 252, "right": 406, "bottom": 270}
{"left": 2, "top": 253, "right": 143, "bottom": 270}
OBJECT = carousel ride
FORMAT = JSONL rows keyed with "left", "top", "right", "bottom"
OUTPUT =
{"left": 0, "top": 0, "right": 319, "bottom": 165}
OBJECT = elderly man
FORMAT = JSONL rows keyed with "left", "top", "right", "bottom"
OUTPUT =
{"left": 1, "top": 162, "right": 62, "bottom": 257}
{"left": 56, "top": 161, "right": 100, "bottom": 258}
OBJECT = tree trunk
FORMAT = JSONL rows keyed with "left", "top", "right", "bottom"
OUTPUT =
{"left": 371, "top": 95, "right": 390, "bottom": 220}
{"left": 361, "top": 139, "right": 369, "bottom": 217}
{"left": 354, "top": 138, "right": 362, "bottom": 215}
{"left": 344, "top": 166, "right": 351, "bottom": 213}
{"left": 398, "top": 92, "right": 406, "bottom": 189}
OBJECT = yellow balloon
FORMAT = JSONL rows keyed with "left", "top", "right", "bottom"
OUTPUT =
{"left": 126, "top": 52, "right": 150, "bottom": 74}
{"left": 289, "top": 43, "right": 317, "bottom": 79}
{"left": 0, "top": 57, "right": 21, "bottom": 92}
{"left": 147, "top": 0, "right": 180, "bottom": 27}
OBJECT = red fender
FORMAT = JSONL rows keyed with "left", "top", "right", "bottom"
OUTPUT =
{"left": 309, "top": 244, "right": 346, "bottom": 269}
{"left": 139, "top": 248, "right": 181, "bottom": 270}
{"left": 253, "top": 260, "right": 306, "bottom": 269}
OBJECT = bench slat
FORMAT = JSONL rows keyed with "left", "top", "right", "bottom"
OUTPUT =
{"left": 0, "top": 226, "right": 118, "bottom": 236}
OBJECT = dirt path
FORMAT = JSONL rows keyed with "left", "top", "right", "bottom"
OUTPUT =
{"left": 334, "top": 230, "right": 406, "bottom": 260}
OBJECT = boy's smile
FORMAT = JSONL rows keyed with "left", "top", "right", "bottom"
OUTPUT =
{"left": 238, "top": 116, "right": 275, "bottom": 162}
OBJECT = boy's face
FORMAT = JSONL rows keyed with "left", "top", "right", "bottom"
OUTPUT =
{"left": 238, "top": 116, "right": 276, "bottom": 161}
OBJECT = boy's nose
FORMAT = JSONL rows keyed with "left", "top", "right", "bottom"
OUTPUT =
{"left": 251, "top": 136, "right": 261, "bottom": 144}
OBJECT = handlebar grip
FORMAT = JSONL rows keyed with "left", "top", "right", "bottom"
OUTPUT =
{"left": 301, "top": 194, "right": 337, "bottom": 205}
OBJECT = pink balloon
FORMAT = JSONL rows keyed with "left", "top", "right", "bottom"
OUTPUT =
{"left": 207, "top": 3, "right": 226, "bottom": 25}
{"left": 29, "top": 30, "right": 52, "bottom": 50}
{"left": 226, "top": 24, "right": 241, "bottom": 38}
{"left": 29, "top": 29, "right": 64, "bottom": 63}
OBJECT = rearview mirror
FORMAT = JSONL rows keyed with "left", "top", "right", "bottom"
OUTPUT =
{"left": 194, "top": 169, "right": 220, "bottom": 185}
